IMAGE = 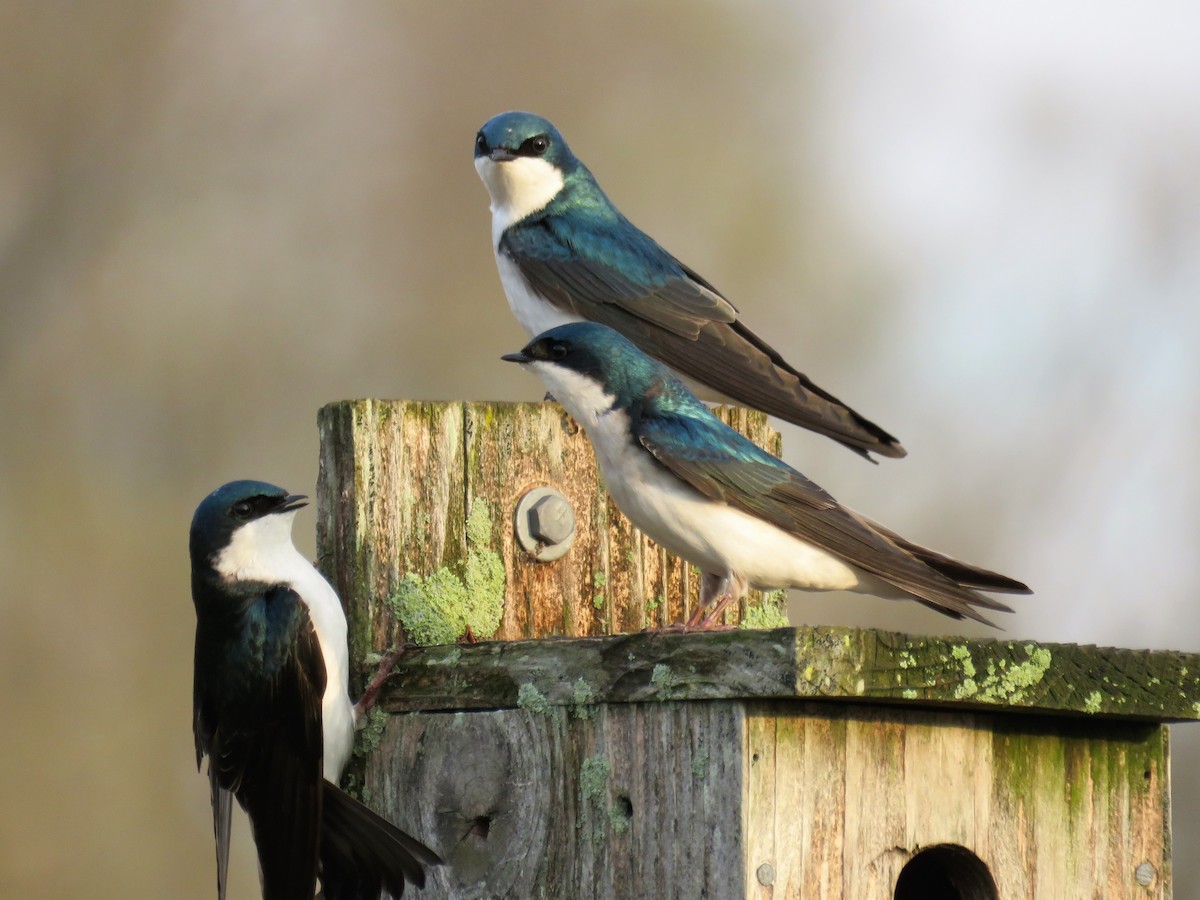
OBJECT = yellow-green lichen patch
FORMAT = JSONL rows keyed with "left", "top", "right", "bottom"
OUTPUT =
{"left": 579, "top": 754, "right": 612, "bottom": 844}
{"left": 571, "top": 678, "right": 597, "bottom": 720}
{"left": 950, "top": 644, "right": 977, "bottom": 678}
{"left": 353, "top": 706, "right": 389, "bottom": 759}
{"left": 517, "top": 683, "right": 552, "bottom": 716}
{"left": 974, "top": 644, "right": 1053, "bottom": 704}
{"left": 741, "top": 589, "right": 790, "bottom": 630}
{"left": 1083, "top": 690, "right": 1104, "bottom": 714}
{"left": 651, "top": 663, "right": 679, "bottom": 695}
{"left": 592, "top": 571, "right": 607, "bottom": 609}
{"left": 387, "top": 496, "right": 505, "bottom": 645}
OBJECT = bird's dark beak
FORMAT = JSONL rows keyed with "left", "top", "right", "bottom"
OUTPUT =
{"left": 489, "top": 147, "right": 517, "bottom": 163}
{"left": 501, "top": 350, "right": 531, "bottom": 364}
{"left": 280, "top": 494, "right": 308, "bottom": 513}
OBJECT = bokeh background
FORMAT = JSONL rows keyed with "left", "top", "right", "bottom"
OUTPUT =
{"left": 2, "top": 3, "right": 1198, "bottom": 897}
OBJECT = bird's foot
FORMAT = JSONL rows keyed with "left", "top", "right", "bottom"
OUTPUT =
{"left": 695, "top": 591, "right": 738, "bottom": 630}
{"left": 353, "top": 646, "right": 410, "bottom": 724}
{"left": 641, "top": 602, "right": 734, "bottom": 634}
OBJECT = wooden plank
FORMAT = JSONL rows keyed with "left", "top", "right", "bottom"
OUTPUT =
{"left": 744, "top": 712, "right": 778, "bottom": 900}
{"left": 842, "top": 708, "right": 907, "bottom": 898}
{"left": 711, "top": 702, "right": 1168, "bottom": 898}
{"left": 985, "top": 716, "right": 1169, "bottom": 899}
{"left": 364, "top": 701, "right": 747, "bottom": 899}
{"left": 375, "top": 627, "right": 1200, "bottom": 722}
{"left": 902, "top": 711, "right": 978, "bottom": 848}
{"left": 316, "top": 400, "right": 468, "bottom": 679}
{"left": 796, "top": 712, "right": 846, "bottom": 898}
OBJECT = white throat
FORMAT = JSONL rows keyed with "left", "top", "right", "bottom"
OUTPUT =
{"left": 475, "top": 155, "right": 564, "bottom": 244}
{"left": 527, "top": 361, "right": 617, "bottom": 428}
{"left": 214, "top": 511, "right": 305, "bottom": 583}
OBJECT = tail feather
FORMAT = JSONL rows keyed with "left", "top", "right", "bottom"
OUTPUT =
{"left": 319, "top": 783, "right": 441, "bottom": 900}
{"left": 853, "top": 514, "right": 1030, "bottom": 626}
{"left": 870, "top": 519, "right": 1031, "bottom": 595}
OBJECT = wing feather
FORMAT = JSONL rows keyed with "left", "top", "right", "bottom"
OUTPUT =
{"left": 502, "top": 217, "right": 904, "bottom": 459}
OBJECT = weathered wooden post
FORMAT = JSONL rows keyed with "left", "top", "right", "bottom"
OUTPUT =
{"left": 317, "top": 400, "right": 1200, "bottom": 899}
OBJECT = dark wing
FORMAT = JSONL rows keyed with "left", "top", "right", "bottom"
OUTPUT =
{"left": 194, "top": 585, "right": 327, "bottom": 900}
{"left": 319, "top": 783, "right": 443, "bottom": 900}
{"left": 502, "top": 215, "right": 904, "bottom": 461}
{"left": 636, "top": 411, "right": 1015, "bottom": 623}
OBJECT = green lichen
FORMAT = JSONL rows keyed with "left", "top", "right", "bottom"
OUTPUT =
{"left": 353, "top": 706, "right": 389, "bottom": 759}
{"left": 740, "top": 589, "right": 790, "bottom": 630}
{"left": 955, "top": 644, "right": 1053, "bottom": 704}
{"left": 592, "top": 571, "right": 607, "bottom": 609}
{"left": 608, "top": 800, "right": 632, "bottom": 835}
{"left": 647, "top": 593, "right": 664, "bottom": 613}
{"left": 953, "top": 678, "right": 978, "bottom": 700}
{"left": 517, "top": 683, "right": 552, "bottom": 716}
{"left": 690, "top": 747, "right": 710, "bottom": 779}
{"left": 571, "top": 678, "right": 596, "bottom": 719}
{"left": 1083, "top": 690, "right": 1104, "bottom": 714}
{"left": 651, "top": 663, "right": 678, "bottom": 694}
{"left": 950, "top": 644, "right": 976, "bottom": 678}
{"left": 580, "top": 755, "right": 610, "bottom": 805}
{"left": 579, "top": 754, "right": 612, "bottom": 845}
{"left": 387, "top": 497, "right": 505, "bottom": 645}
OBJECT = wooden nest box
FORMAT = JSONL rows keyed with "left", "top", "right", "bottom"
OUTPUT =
{"left": 317, "top": 400, "right": 1200, "bottom": 899}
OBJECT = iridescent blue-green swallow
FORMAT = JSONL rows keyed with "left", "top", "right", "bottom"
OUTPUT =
{"left": 190, "top": 480, "right": 440, "bottom": 899}
{"left": 476, "top": 110, "right": 905, "bottom": 462}
{"left": 503, "top": 324, "right": 1028, "bottom": 628}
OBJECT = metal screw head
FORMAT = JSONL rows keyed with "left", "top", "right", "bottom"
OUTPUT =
{"left": 1135, "top": 862, "right": 1156, "bottom": 886}
{"left": 514, "top": 487, "right": 576, "bottom": 562}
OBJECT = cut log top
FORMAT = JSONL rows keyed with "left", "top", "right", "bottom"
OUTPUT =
{"left": 376, "top": 625, "right": 1200, "bottom": 723}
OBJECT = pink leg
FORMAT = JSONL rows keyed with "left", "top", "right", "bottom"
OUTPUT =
{"left": 353, "top": 648, "right": 405, "bottom": 719}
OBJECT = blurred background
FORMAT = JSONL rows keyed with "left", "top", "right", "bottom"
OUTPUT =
{"left": 2, "top": 2, "right": 1197, "bottom": 897}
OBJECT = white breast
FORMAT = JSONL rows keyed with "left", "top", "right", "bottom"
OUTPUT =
{"left": 495, "top": 252, "right": 584, "bottom": 336}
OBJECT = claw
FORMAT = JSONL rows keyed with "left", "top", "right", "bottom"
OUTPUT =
{"left": 353, "top": 647, "right": 407, "bottom": 724}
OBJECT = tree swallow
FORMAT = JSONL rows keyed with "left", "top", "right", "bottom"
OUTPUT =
{"left": 190, "top": 480, "right": 440, "bottom": 899}
{"left": 502, "top": 324, "right": 1029, "bottom": 629}
{"left": 475, "top": 110, "right": 905, "bottom": 463}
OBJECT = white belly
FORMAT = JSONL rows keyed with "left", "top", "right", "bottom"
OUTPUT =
{"left": 579, "top": 403, "right": 869, "bottom": 594}
{"left": 494, "top": 251, "right": 584, "bottom": 337}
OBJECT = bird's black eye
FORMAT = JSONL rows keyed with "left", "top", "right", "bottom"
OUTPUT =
{"left": 518, "top": 134, "right": 550, "bottom": 157}
{"left": 550, "top": 342, "right": 568, "bottom": 360}
{"left": 475, "top": 132, "right": 487, "bottom": 152}
{"left": 231, "top": 500, "right": 253, "bottom": 520}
